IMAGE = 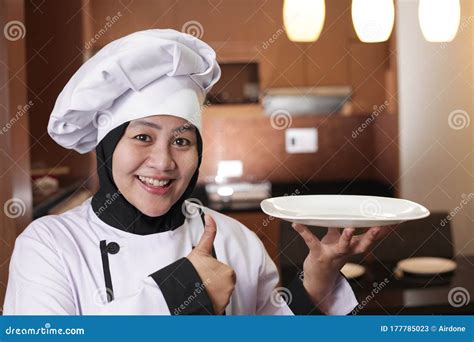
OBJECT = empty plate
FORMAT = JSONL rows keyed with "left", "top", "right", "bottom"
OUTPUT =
{"left": 341, "top": 263, "right": 366, "bottom": 279}
{"left": 260, "top": 195, "right": 430, "bottom": 228}
{"left": 396, "top": 257, "right": 457, "bottom": 276}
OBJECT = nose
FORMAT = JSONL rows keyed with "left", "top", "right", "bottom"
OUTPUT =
{"left": 145, "top": 144, "right": 176, "bottom": 171}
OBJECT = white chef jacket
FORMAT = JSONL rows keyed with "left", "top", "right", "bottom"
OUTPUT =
{"left": 3, "top": 198, "right": 358, "bottom": 315}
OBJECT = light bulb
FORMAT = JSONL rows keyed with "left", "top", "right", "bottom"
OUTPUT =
{"left": 419, "top": 0, "right": 460, "bottom": 42}
{"left": 283, "top": 0, "right": 326, "bottom": 42}
{"left": 352, "top": 0, "right": 395, "bottom": 43}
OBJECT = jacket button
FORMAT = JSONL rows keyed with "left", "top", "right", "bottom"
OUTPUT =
{"left": 107, "top": 242, "right": 120, "bottom": 254}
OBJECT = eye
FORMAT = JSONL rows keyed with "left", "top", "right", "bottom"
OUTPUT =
{"left": 133, "top": 134, "right": 152, "bottom": 142}
{"left": 172, "top": 137, "right": 191, "bottom": 146}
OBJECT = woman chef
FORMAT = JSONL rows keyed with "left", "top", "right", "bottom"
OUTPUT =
{"left": 3, "top": 29, "right": 383, "bottom": 315}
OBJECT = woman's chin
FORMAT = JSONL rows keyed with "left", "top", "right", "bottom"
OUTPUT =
{"left": 140, "top": 207, "right": 171, "bottom": 217}
{"left": 132, "top": 201, "right": 172, "bottom": 217}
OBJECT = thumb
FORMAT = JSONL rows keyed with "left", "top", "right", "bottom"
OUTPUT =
{"left": 194, "top": 214, "right": 217, "bottom": 255}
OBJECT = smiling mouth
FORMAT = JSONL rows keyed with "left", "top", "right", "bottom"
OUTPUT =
{"left": 136, "top": 175, "right": 174, "bottom": 188}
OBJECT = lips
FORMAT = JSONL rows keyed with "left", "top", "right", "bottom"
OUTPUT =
{"left": 137, "top": 175, "right": 173, "bottom": 187}
{"left": 136, "top": 175, "right": 174, "bottom": 195}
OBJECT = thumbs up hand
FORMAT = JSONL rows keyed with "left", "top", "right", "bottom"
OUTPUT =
{"left": 186, "top": 214, "right": 236, "bottom": 315}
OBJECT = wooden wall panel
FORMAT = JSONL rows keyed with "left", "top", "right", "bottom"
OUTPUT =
{"left": 0, "top": 0, "right": 31, "bottom": 312}
{"left": 373, "top": 112, "right": 399, "bottom": 191}
{"left": 349, "top": 42, "right": 390, "bottom": 113}
{"left": 86, "top": 0, "right": 390, "bottom": 113}
{"left": 199, "top": 105, "right": 376, "bottom": 184}
{"left": 25, "top": 0, "right": 93, "bottom": 187}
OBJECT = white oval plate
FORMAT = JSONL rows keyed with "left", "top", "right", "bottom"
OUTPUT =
{"left": 396, "top": 257, "right": 457, "bottom": 275}
{"left": 260, "top": 195, "right": 429, "bottom": 228}
{"left": 341, "top": 263, "right": 366, "bottom": 279}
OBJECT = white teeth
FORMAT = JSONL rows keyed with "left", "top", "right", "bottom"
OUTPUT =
{"left": 138, "top": 176, "right": 171, "bottom": 187}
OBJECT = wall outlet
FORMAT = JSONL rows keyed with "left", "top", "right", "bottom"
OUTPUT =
{"left": 285, "top": 128, "right": 318, "bottom": 154}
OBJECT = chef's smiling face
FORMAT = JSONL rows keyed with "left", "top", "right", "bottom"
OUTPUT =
{"left": 112, "top": 115, "right": 199, "bottom": 217}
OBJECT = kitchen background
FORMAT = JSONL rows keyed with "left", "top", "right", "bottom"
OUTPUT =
{"left": 0, "top": 0, "right": 473, "bottom": 314}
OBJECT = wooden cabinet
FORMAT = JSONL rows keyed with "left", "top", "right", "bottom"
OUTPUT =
{"left": 86, "top": 0, "right": 392, "bottom": 114}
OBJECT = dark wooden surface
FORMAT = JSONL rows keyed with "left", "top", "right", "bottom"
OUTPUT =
{"left": 348, "top": 256, "right": 474, "bottom": 315}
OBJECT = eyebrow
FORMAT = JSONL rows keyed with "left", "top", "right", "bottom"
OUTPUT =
{"left": 129, "top": 119, "right": 196, "bottom": 133}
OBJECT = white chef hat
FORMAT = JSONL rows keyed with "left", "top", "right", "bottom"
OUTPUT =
{"left": 47, "top": 29, "right": 221, "bottom": 154}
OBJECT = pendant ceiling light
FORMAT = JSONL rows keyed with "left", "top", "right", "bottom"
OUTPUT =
{"left": 351, "top": 0, "right": 395, "bottom": 43}
{"left": 283, "top": 0, "right": 326, "bottom": 42}
{"left": 419, "top": 0, "right": 460, "bottom": 42}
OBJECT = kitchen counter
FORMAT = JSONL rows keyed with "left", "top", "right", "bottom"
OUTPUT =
{"left": 191, "top": 180, "right": 394, "bottom": 213}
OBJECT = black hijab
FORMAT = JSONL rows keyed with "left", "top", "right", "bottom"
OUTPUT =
{"left": 91, "top": 121, "right": 202, "bottom": 235}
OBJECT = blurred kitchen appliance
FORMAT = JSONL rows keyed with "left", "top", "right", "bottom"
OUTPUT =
{"left": 205, "top": 181, "right": 271, "bottom": 210}
{"left": 262, "top": 86, "right": 352, "bottom": 115}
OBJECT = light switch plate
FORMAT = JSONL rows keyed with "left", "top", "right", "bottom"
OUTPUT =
{"left": 285, "top": 128, "right": 318, "bottom": 154}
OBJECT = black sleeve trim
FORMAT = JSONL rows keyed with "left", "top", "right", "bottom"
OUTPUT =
{"left": 286, "top": 273, "right": 324, "bottom": 315}
{"left": 149, "top": 257, "right": 216, "bottom": 315}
